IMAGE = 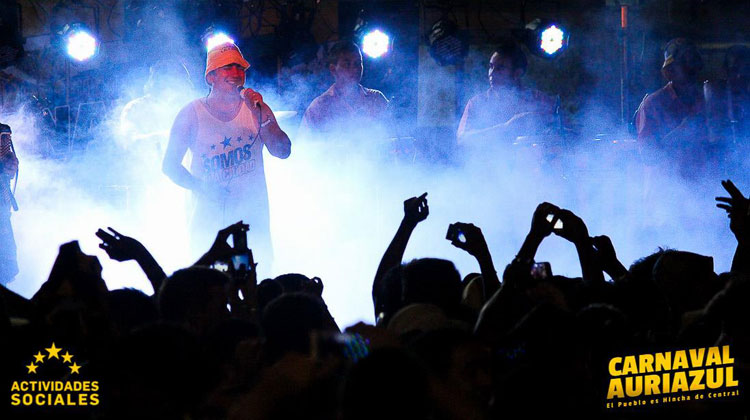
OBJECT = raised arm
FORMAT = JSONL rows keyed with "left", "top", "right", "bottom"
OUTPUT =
{"left": 373, "top": 193, "right": 428, "bottom": 311}
{"left": 591, "top": 235, "right": 628, "bottom": 281}
{"left": 554, "top": 209, "right": 605, "bottom": 284}
{"left": 96, "top": 227, "right": 166, "bottom": 294}
{"left": 716, "top": 179, "right": 750, "bottom": 274}
{"left": 448, "top": 222, "right": 500, "bottom": 299}
{"left": 516, "top": 202, "right": 561, "bottom": 262}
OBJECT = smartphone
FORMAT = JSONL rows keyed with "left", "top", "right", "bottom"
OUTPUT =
{"left": 531, "top": 262, "right": 552, "bottom": 280}
{"left": 446, "top": 223, "right": 466, "bottom": 244}
{"left": 232, "top": 226, "right": 248, "bottom": 251}
{"left": 546, "top": 213, "right": 563, "bottom": 230}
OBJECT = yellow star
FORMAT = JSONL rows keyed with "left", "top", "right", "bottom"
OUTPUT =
{"left": 61, "top": 352, "right": 73, "bottom": 364}
{"left": 26, "top": 363, "right": 38, "bottom": 374}
{"left": 45, "top": 343, "right": 62, "bottom": 360}
{"left": 33, "top": 351, "right": 45, "bottom": 363}
{"left": 68, "top": 362, "right": 81, "bottom": 374}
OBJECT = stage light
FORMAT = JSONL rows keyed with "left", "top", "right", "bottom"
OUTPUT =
{"left": 428, "top": 18, "right": 468, "bottom": 66}
{"left": 514, "top": 19, "right": 569, "bottom": 59}
{"left": 64, "top": 26, "right": 98, "bottom": 62}
{"left": 361, "top": 29, "right": 390, "bottom": 59}
{"left": 205, "top": 32, "right": 234, "bottom": 51}
{"left": 539, "top": 25, "right": 566, "bottom": 55}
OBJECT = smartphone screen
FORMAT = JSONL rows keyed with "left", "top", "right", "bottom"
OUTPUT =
{"left": 231, "top": 253, "right": 250, "bottom": 271}
{"left": 446, "top": 224, "right": 467, "bottom": 244}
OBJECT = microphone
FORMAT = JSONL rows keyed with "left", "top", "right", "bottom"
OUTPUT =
{"left": 237, "top": 86, "right": 262, "bottom": 109}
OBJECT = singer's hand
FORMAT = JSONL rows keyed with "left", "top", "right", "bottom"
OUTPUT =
{"left": 241, "top": 88, "right": 263, "bottom": 108}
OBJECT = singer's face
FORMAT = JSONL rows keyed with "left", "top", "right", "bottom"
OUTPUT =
{"left": 208, "top": 64, "right": 246, "bottom": 92}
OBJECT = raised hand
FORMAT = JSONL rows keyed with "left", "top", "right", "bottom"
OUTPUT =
{"left": 552, "top": 209, "right": 603, "bottom": 283}
{"left": 554, "top": 209, "right": 590, "bottom": 246}
{"left": 590, "top": 235, "right": 617, "bottom": 266}
{"left": 403, "top": 192, "right": 429, "bottom": 226}
{"left": 302, "top": 276, "right": 324, "bottom": 297}
{"left": 529, "top": 202, "right": 561, "bottom": 239}
{"left": 591, "top": 235, "right": 628, "bottom": 280}
{"left": 449, "top": 222, "right": 499, "bottom": 297}
{"left": 228, "top": 252, "right": 258, "bottom": 319}
{"left": 195, "top": 221, "right": 250, "bottom": 267}
{"left": 95, "top": 228, "right": 165, "bottom": 293}
{"left": 96, "top": 227, "right": 147, "bottom": 262}
{"left": 374, "top": 193, "right": 430, "bottom": 318}
{"left": 448, "top": 222, "right": 490, "bottom": 258}
{"left": 716, "top": 179, "right": 750, "bottom": 243}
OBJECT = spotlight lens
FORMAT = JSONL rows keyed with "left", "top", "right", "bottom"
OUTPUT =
{"left": 362, "top": 30, "right": 390, "bottom": 59}
{"left": 540, "top": 25, "right": 565, "bottom": 55}
{"left": 66, "top": 30, "right": 98, "bottom": 61}
{"left": 206, "top": 33, "right": 234, "bottom": 51}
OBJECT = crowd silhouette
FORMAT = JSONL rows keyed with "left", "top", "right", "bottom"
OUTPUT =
{"left": 1, "top": 178, "right": 749, "bottom": 419}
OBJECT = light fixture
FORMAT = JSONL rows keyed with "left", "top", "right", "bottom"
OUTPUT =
{"left": 361, "top": 29, "right": 391, "bottom": 59}
{"left": 539, "top": 25, "right": 566, "bottom": 56}
{"left": 205, "top": 32, "right": 235, "bottom": 51}
{"left": 514, "top": 19, "right": 569, "bottom": 59}
{"left": 428, "top": 18, "right": 468, "bottom": 66}
{"left": 61, "top": 24, "right": 99, "bottom": 62}
{"left": 353, "top": 10, "right": 392, "bottom": 59}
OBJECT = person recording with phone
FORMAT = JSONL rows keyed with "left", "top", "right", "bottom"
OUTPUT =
{"left": 446, "top": 221, "right": 500, "bottom": 301}
{"left": 163, "top": 42, "right": 291, "bottom": 272}
{"left": 0, "top": 123, "right": 19, "bottom": 285}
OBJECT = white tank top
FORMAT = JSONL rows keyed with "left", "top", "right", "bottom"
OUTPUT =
{"left": 188, "top": 98, "right": 269, "bottom": 221}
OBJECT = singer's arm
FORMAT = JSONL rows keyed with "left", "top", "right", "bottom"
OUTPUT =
{"left": 163, "top": 105, "right": 202, "bottom": 191}
{"left": 258, "top": 104, "right": 291, "bottom": 159}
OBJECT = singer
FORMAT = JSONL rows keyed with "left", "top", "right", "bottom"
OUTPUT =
{"left": 0, "top": 123, "right": 19, "bottom": 285}
{"left": 162, "top": 42, "right": 291, "bottom": 270}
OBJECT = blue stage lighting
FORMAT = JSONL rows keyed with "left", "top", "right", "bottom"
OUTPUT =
{"left": 65, "top": 27, "right": 98, "bottom": 61}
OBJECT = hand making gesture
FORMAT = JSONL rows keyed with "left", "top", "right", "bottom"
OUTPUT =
{"left": 716, "top": 179, "right": 750, "bottom": 244}
{"left": 403, "top": 192, "right": 429, "bottom": 226}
